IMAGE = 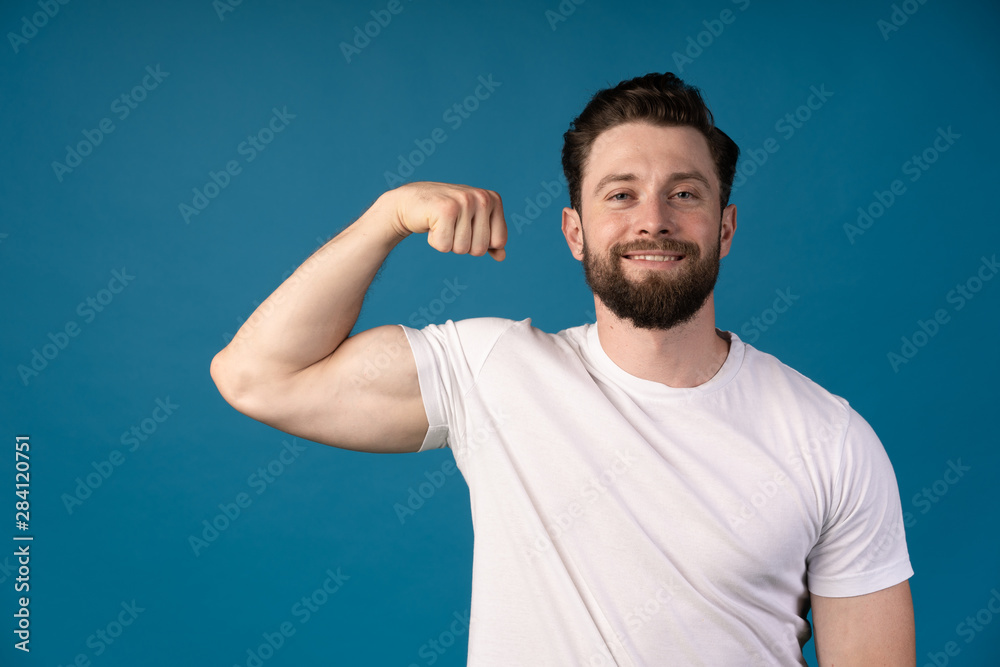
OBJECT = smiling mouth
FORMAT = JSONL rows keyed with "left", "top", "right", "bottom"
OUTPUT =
{"left": 623, "top": 253, "right": 684, "bottom": 263}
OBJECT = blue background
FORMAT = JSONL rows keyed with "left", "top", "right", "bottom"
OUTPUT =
{"left": 2, "top": 0, "right": 999, "bottom": 665}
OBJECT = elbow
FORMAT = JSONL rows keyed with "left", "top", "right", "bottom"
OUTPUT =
{"left": 210, "top": 348, "right": 254, "bottom": 413}
{"left": 210, "top": 348, "right": 285, "bottom": 424}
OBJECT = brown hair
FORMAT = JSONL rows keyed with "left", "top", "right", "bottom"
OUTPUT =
{"left": 561, "top": 72, "right": 740, "bottom": 215}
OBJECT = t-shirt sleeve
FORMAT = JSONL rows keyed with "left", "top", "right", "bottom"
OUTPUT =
{"left": 397, "top": 317, "right": 518, "bottom": 453}
{"left": 805, "top": 407, "right": 914, "bottom": 597}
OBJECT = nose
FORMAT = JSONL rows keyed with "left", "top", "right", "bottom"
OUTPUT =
{"left": 632, "top": 195, "right": 676, "bottom": 237}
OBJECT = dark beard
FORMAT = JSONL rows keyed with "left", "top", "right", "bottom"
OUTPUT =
{"left": 582, "top": 228, "right": 721, "bottom": 331}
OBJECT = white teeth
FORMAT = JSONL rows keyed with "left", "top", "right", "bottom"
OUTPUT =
{"left": 628, "top": 254, "right": 680, "bottom": 262}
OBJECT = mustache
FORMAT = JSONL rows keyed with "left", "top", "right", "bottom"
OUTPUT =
{"left": 614, "top": 239, "right": 700, "bottom": 256}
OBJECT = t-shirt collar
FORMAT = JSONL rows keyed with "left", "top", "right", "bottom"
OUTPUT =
{"left": 585, "top": 322, "right": 745, "bottom": 400}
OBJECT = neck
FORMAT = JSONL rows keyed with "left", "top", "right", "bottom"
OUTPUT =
{"left": 593, "top": 293, "right": 731, "bottom": 388}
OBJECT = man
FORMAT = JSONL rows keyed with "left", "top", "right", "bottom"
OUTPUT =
{"left": 211, "top": 72, "right": 915, "bottom": 665}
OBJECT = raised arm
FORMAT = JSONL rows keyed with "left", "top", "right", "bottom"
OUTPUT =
{"left": 209, "top": 182, "right": 507, "bottom": 453}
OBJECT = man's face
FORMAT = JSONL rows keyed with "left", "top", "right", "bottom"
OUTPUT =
{"left": 562, "top": 121, "right": 736, "bottom": 330}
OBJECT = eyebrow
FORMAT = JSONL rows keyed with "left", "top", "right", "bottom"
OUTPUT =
{"left": 592, "top": 170, "right": 713, "bottom": 197}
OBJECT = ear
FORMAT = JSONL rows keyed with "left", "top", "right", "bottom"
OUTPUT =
{"left": 719, "top": 203, "right": 737, "bottom": 259}
{"left": 562, "top": 206, "right": 585, "bottom": 261}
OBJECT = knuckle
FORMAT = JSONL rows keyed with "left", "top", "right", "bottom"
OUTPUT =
{"left": 438, "top": 198, "right": 462, "bottom": 220}
{"left": 430, "top": 238, "right": 451, "bottom": 253}
{"left": 474, "top": 189, "right": 492, "bottom": 208}
{"left": 456, "top": 190, "right": 476, "bottom": 207}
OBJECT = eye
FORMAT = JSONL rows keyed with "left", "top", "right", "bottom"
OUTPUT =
{"left": 674, "top": 190, "right": 696, "bottom": 200}
{"left": 609, "top": 192, "right": 631, "bottom": 201}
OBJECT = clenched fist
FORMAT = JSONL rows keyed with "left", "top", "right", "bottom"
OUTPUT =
{"left": 386, "top": 181, "right": 507, "bottom": 261}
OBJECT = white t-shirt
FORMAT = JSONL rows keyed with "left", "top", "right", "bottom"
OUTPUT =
{"left": 398, "top": 317, "right": 913, "bottom": 666}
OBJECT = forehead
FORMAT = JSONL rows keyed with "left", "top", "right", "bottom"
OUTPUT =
{"left": 583, "top": 122, "right": 716, "bottom": 191}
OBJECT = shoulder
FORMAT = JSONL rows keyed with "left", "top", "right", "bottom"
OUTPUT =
{"left": 402, "top": 316, "right": 594, "bottom": 355}
{"left": 738, "top": 337, "right": 851, "bottom": 410}
{"left": 399, "top": 316, "right": 532, "bottom": 370}
{"left": 431, "top": 316, "right": 587, "bottom": 348}
{"left": 401, "top": 316, "right": 524, "bottom": 341}
{"left": 734, "top": 337, "right": 855, "bottom": 443}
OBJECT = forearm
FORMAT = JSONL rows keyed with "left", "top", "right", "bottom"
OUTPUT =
{"left": 212, "top": 194, "right": 408, "bottom": 394}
